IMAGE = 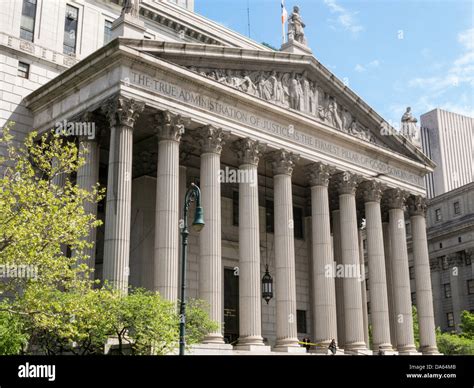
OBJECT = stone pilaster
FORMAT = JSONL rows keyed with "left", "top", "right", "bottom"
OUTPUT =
{"left": 153, "top": 111, "right": 188, "bottom": 302}
{"left": 196, "top": 125, "right": 229, "bottom": 344}
{"left": 386, "top": 188, "right": 417, "bottom": 353}
{"left": 102, "top": 96, "right": 144, "bottom": 292}
{"left": 232, "top": 138, "right": 269, "bottom": 351}
{"left": 335, "top": 172, "right": 367, "bottom": 353}
{"left": 270, "top": 150, "right": 304, "bottom": 352}
{"left": 306, "top": 162, "right": 337, "bottom": 352}
{"left": 408, "top": 195, "right": 439, "bottom": 354}
{"left": 360, "top": 181, "right": 392, "bottom": 351}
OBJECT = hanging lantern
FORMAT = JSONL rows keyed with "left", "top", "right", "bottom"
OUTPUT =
{"left": 262, "top": 264, "right": 273, "bottom": 304}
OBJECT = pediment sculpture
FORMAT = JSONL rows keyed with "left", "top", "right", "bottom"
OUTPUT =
{"left": 188, "top": 66, "right": 378, "bottom": 144}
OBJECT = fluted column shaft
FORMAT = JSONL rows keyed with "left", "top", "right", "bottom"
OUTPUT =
{"left": 337, "top": 173, "right": 366, "bottom": 352}
{"left": 306, "top": 163, "right": 337, "bottom": 350}
{"left": 102, "top": 97, "right": 144, "bottom": 292}
{"left": 271, "top": 150, "right": 300, "bottom": 350}
{"left": 358, "top": 229, "right": 369, "bottom": 348}
{"left": 387, "top": 189, "right": 417, "bottom": 353}
{"left": 233, "top": 139, "right": 266, "bottom": 348}
{"left": 76, "top": 137, "right": 100, "bottom": 276}
{"left": 409, "top": 196, "right": 438, "bottom": 354}
{"left": 361, "top": 181, "right": 392, "bottom": 350}
{"left": 198, "top": 126, "right": 227, "bottom": 344}
{"left": 383, "top": 220, "right": 397, "bottom": 349}
{"left": 332, "top": 209, "right": 345, "bottom": 347}
{"left": 153, "top": 112, "right": 187, "bottom": 302}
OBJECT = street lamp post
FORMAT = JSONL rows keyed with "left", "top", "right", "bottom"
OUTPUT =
{"left": 179, "top": 182, "right": 205, "bottom": 356}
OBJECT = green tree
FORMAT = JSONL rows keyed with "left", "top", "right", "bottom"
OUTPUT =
{"left": 412, "top": 305, "right": 420, "bottom": 349}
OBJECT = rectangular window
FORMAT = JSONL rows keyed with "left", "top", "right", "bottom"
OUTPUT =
{"left": 447, "top": 312, "right": 454, "bottom": 328}
{"left": 293, "top": 206, "right": 303, "bottom": 239}
{"left": 20, "top": 0, "right": 37, "bottom": 41}
{"left": 18, "top": 62, "right": 30, "bottom": 79}
{"left": 444, "top": 283, "right": 451, "bottom": 298}
{"left": 296, "top": 310, "right": 307, "bottom": 333}
{"left": 409, "top": 266, "right": 415, "bottom": 280}
{"left": 63, "top": 5, "right": 79, "bottom": 55}
{"left": 453, "top": 201, "right": 461, "bottom": 215}
{"left": 103, "top": 20, "right": 113, "bottom": 45}
{"left": 435, "top": 208, "right": 442, "bottom": 221}
{"left": 232, "top": 190, "right": 239, "bottom": 227}
{"left": 439, "top": 242, "right": 443, "bottom": 249}
{"left": 468, "top": 280, "right": 474, "bottom": 295}
{"left": 265, "top": 200, "right": 274, "bottom": 234}
{"left": 458, "top": 236, "right": 462, "bottom": 243}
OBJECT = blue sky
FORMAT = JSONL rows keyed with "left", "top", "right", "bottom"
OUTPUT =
{"left": 195, "top": 0, "right": 474, "bottom": 124}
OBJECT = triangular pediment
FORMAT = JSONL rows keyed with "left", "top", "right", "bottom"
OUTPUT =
{"left": 126, "top": 40, "right": 432, "bottom": 167}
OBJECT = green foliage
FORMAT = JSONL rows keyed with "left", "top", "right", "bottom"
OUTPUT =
{"left": 0, "top": 126, "right": 217, "bottom": 355}
{"left": 412, "top": 305, "right": 420, "bottom": 349}
{"left": 0, "top": 301, "right": 29, "bottom": 355}
{"left": 435, "top": 311, "right": 474, "bottom": 355}
{"left": 460, "top": 310, "right": 474, "bottom": 339}
{"left": 185, "top": 299, "right": 219, "bottom": 346}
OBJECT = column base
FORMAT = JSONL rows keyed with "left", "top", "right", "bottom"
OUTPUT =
{"left": 375, "top": 349, "right": 399, "bottom": 355}
{"left": 343, "top": 341, "right": 368, "bottom": 354}
{"left": 234, "top": 344, "right": 272, "bottom": 353}
{"left": 420, "top": 346, "right": 441, "bottom": 355}
{"left": 397, "top": 344, "right": 421, "bottom": 355}
{"left": 190, "top": 343, "right": 234, "bottom": 355}
{"left": 344, "top": 348, "right": 373, "bottom": 355}
{"left": 236, "top": 335, "right": 266, "bottom": 347}
{"left": 272, "top": 346, "right": 307, "bottom": 353}
{"left": 201, "top": 333, "right": 225, "bottom": 345}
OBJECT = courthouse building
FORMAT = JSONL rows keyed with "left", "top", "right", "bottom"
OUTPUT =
{"left": 1, "top": 0, "right": 439, "bottom": 354}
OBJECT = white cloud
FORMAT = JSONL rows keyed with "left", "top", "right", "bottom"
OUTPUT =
{"left": 323, "top": 0, "right": 364, "bottom": 35}
{"left": 354, "top": 60, "right": 380, "bottom": 72}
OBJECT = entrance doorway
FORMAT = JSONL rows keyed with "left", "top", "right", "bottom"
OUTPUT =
{"left": 224, "top": 267, "right": 239, "bottom": 345}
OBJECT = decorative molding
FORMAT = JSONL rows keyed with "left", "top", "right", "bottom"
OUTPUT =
{"left": 360, "top": 180, "right": 384, "bottom": 203}
{"left": 269, "top": 149, "right": 299, "bottom": 176}
{"left": 334, "top": 172, "right": 363, "bottom": 195}
{"left": 385, "top": 188, "right": 409, "bottom": 210}
{"left": 407, "top": 195, "right": 427, "bottom": 217}
{"left": 194, "top": 125, "right": 229, "bottom": 154}
{"left": 154, "top": 110, "right": 189, "bottom": 142}
{"left": 305, "top": 162, "right": 333, "bottom": 187}
{"left": 102, "top": 96, "right": 145, "bottom": 129}
{"left": 187, "top": 66, "right": 378, "bottom": 145}
{"left": 232, "top": 138, "right": 266, "bottom": 166}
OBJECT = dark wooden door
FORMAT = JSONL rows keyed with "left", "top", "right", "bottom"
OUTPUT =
{"left": 224, "top": 267, "right": 239, "bottom": 345}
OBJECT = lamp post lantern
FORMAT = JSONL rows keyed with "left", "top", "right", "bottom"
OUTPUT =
{"left": 179, "top": 182, "right": 205, "bottom": 356}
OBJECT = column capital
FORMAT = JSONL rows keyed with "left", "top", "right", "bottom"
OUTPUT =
{"left": 232, "top": 138, "right": 266, "bottom": 166}
{"left": 385, "top": 188, "right": 409, "bottom": 210}
{"left": 269, "top": 149, "right": 299, "bottom": 176}
{"left": 334, "top": 172, "right": 363, "bottom": 195}
{"left": 154, "top": 110, "right": 189, "bottom": 142}
{"left": 102, "top": 96, "right": 144, "bottom": 129}
{"left": 407, "top": 195, "right": 427, "bottom": 217}
{"left": 360, "top": 180, "right": 385, "bottom": 203}
{"left": 305, "top": 162, "right": 334, "bottom": 187}
{"left": 195, "top": 125, "right": 229, "bottom": 154}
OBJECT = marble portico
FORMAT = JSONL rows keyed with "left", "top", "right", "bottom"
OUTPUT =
{"left": 24, "top": 30, "right": 438, "bottom": 354}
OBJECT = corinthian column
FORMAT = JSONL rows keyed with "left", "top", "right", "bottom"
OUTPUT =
{"left": 197, "top": 125, "right": 229, "bottom": 344}
{"left": 306, "top": 162, "right": 337, "bottom": 352}
{"left": 408, "top": 195, "right": 439, "bottom": 354}
{"left": 331, "top": 204, "right": 345, "bottom": 348}
{"left": 386, "top": 189, "right": 417, "bottom": 353}
{"left": 360, "top": 181, "right": 393, "bottom": 352}
{"left": 153, "top": 111, "right": 187, "bottom": 302}
{"left": 269, "top": 150, "right": 305, "bottom": 352}
{"left": 102, "top": 97, "right": 144, "bottom": 292}
{"left": 75, "top": 123, "right": 101, "bottom": 277}
{"left": 232, "top": 138, "right": 270, "bottom": 351}
{"left": 335, "top": 172, "right": 367, "bottom": 353}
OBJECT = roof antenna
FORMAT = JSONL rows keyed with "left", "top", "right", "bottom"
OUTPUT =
{"left": 247, "top": 0, "right": 251, "bottom": 38}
